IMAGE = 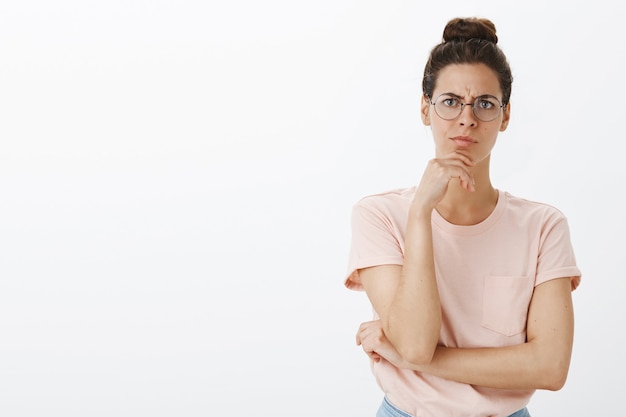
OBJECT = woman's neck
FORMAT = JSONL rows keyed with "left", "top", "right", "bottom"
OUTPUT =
{"left": 435, "top": 163, "right": 498, "bottom": 225}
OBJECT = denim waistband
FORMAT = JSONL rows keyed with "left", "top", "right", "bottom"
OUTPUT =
{"left": 376, "top": 397, "right": 531, "bottom": 417}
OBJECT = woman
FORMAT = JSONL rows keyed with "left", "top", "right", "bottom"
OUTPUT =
{"left": 344, "top": 17, "right": 581, "bottom": 417}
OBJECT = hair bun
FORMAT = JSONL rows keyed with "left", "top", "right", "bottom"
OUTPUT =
{"left": 442, "top": 17, "right": 498, "bottom": 44}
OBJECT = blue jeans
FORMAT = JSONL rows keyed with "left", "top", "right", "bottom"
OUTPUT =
{"left": 376, "top": 396, "right": 531, "bottom": 417}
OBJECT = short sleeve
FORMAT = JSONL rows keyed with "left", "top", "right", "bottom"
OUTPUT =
{"left": 535, "top": 214, "right": 582, "bottom": 291}
{"left": 344, "top": 199, "right": 404, "bottom": 291}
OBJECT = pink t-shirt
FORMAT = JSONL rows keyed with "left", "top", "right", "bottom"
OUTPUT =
{"left": 345, "top": 187, "right": 581, "bottom": 417}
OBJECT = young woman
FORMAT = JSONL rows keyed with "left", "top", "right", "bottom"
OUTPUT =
{"left": 344, "top": 17, "right": 582, "bottom": 417}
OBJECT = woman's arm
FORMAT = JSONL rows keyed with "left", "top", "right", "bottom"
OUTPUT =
{"left": 359, "top": 211, "right": 441, "bottom": 365}
{"left": 362, "top": 276, "right": 575, "bottom": 391}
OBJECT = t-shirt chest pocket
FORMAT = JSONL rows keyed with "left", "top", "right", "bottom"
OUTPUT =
{"left": 481, "top": 275, "right": 534, "bottom": 336}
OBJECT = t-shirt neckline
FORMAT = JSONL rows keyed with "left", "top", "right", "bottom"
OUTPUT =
{"left": 431, "top": 189, "right": 506, "bottom": 236}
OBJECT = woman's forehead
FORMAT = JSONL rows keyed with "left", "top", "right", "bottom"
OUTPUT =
{"left": 434, "top": 63, "right": 502, "bottom": 99}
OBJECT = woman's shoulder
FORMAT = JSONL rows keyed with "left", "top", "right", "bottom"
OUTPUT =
{"left": 501, "top": 191, "right": 569, "bottom": 222}
{"left": 351, "top": 186, "right": 416, "bottom": 223}
{"left": 354, "top": 186, "right": 416, "bottom": 208}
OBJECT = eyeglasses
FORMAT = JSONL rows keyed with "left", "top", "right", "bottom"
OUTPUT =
{"left": 428, "top": 93, "right": 504, "bottom": 122}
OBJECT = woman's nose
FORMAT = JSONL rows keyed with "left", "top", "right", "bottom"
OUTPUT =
{"left": 458, "top": 103, "right": 477, "bottom": 126}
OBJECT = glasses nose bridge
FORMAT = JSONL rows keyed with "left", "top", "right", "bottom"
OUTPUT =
{"left": 458, "top": 100, "right": 477, "bottom": 119}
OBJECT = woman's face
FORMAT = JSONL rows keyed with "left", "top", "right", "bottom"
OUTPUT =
{"left": 421, "top": 63, "right": 510, "bottom": 164}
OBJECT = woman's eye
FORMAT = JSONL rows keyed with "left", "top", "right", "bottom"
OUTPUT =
{"left": 477, "top": 99, "right": 495, "bottom": 109}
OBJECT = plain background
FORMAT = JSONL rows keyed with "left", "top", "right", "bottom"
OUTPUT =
{"left": 1, "top": 1, "right": 623, "bottom": 416}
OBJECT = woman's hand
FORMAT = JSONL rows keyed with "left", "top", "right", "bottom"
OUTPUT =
{"left": 413, "top": 151, "right": 475, "bottom": 212}
{"left": 356, "top": 320, "right": 406, "bottom": 368}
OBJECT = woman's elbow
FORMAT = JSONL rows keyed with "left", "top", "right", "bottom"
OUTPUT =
{"left": 539, "top": 361, "right": 570, "bottom": 391}
{"left": 386, "top": 323, "right": 439, "bottom": 366}
{"left": 398, "top": 342, "right": 437, "bottom": 365}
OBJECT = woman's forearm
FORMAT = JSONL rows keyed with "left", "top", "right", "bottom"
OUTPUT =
{"left": 385, "top": 210, "right": 441, "bottom": 365}
{"left": 410, "top": 343, "right": 567, "bottom": 390}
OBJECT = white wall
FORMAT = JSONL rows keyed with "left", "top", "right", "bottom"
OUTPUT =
{"left": 0, "top": 1, "right": 622, "bottom": 416}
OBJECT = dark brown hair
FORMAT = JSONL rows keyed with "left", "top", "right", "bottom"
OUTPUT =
{"left": 422, "top": 17, "right": 513, "bottom": 105}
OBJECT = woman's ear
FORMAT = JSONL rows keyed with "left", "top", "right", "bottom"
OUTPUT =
{"left": 421, "top": 95, "right": 431, "bottom": 126}
{"left": 499, "top": 102, "right": 511, "bottom": 132}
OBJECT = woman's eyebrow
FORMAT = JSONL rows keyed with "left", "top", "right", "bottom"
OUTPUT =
{"left": 440, "top": 92, "right": 499, "bottom": 100}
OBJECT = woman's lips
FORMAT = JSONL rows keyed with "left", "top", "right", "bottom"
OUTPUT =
{"left": 451, "top": 136, "right": 476, "bottom": 147}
